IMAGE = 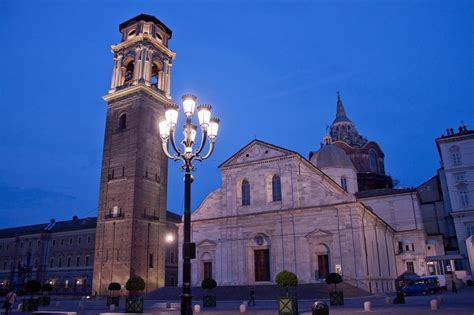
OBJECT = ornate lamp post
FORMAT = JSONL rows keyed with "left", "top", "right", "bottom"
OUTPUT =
{"left": 159, "top": 94, "right": 220, "bottom": 315}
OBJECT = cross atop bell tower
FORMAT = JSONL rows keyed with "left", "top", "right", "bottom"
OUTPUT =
{"left": 109, "top": 14, "right": 175, "bottom": 98}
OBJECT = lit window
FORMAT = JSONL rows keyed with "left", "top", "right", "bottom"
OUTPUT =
{"left": 341, "top": 177, "right": 348, "bottom": 191}
{"left": 242, "top": 180, "right": 251, "bottom": 206}
{"left": 272, "top": 175, "right": 282, "bottom": 202}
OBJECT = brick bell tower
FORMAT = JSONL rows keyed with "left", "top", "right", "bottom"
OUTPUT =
{"left": 92, "top": 14, "right": 175, "bottom": 295}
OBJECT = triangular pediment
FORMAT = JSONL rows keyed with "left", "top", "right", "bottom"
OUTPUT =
{"left": 219, "top": 140, "right": 297, "bottom": 169}
{"left": 197, "top": 239, "right": 217, "bottom": 247}
{"left": 304, "top": 228, "right": 333, "bottom": 240}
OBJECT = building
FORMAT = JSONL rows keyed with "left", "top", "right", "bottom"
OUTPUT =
{"left": 417, "top": 125, "right": 474, "bottom": 281}
{"left": 0, "top": 212, "right": 179, "bottom": 295}
{"left": 92, "top": 14, "right": 176, "bottom": 295}
{"left": 180, "top": 95, "right": 441, "bottom": 293}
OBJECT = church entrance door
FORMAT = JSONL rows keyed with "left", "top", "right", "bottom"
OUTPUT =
{"left": 254, "top": 249, "right": 270, "bottom": 281}
{"left": 318, "top": 255, "right": 329, "bottom": 279}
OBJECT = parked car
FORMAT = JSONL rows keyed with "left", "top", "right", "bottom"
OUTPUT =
{"left": 402, "top": 276, "right": 442, "bottom": 296}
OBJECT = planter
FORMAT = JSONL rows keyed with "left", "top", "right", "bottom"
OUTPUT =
{"left": 107, "top": 296, "right": 120, "bottom": 307}
{"left": 278, "top": 296, "right": 298, "bottom": 315}
{"left": 39, "top": 296, "right": 51, "bottom": 306}
{"left": 329, "top": 291, "right": 344, "bottom": 306}
{"left": 21, "top": 298, "right": 40, "bottom": 311}
{"left": 203, "top": 295, "right": 216, "bottom": 307}
{"left": 125, "top": 297, "right": 143, "bottom": 313}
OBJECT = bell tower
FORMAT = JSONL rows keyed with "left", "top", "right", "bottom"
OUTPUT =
{"left": 92, "top": 14, "right": 175, "bottom": 295}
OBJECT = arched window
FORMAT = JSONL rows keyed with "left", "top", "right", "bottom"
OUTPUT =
{"left": 242, "top": 179, "right": 250, "bottom": 206}
{"left": 119, "top": 113, "right": 127, "bottom": 130}
{"left": 127, "top": 29, "right": 136, "bottom": 38}
{"left": 272, "top": 175, "right": 282, "bottom": 202}
{"left": 124, "top": 61, "right": 134, "bottom": 83}
{"left": 151, "top": 62, "right": 162, "bottom": 88}
{"left": 341, "top": 177, "right": 348, "bottom": 191}
{"left": 369, "top": 149, "right": 379, "bottom": 173}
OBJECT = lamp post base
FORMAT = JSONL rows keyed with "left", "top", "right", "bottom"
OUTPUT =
{"left": 181, "top": 293, "right": 193, "bottom": 315}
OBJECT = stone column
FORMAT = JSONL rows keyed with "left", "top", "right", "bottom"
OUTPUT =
{"left": 112, "top": 54, "right": 123, "bottom": 90}
{"left": 164, "top": 59, "right": 172, "bottom": 98}
{"left": 109, "top": 57, "right": 118, "bottom": 92}
{"left": 140, "top": 46, "right": 147, "bottom": 82}
{"left": 133, "top": 46, "right": 141, "bottom": 84}
{"left": 144, "top": 50, "right": 153, "bottom": 86}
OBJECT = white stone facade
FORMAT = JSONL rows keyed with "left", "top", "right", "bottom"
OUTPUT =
{"left": 179, "top": 140, "right": 402, "bottom": 293}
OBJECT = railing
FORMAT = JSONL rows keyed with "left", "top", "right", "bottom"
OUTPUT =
{"left": 143, "top": 213, "right": 160, "bottom": 221}
{"left": 105, "top": 213, "right": 124, "bottom": 220}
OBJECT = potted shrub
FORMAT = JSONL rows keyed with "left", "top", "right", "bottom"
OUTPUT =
{"left": 275, "top": 270, "right": 299, "bottom": 315}
{"left": 22, "top": 280, "right": 41, "bottom": 311}
{"left": 107, "top": 282, "right": 121, "bottom": 307}
{"left": 325, "top": 272, "right": 344, "bottom": 306}
{"left": 201, "top": 278, "right": 217, "bottom": 307}
{"left": 39, "top": 283, "right": 53, "bottom": 306}
{"left": 125, "top": 276, "right": 145, "bottom": 313}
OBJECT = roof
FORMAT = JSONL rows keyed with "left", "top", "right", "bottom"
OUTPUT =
{"left": 332, "top": 92, "right": 352, "bottom": 124}
{"left": 0, "top": 211, "right": 181, "bottom": 238}
{"left": 119, "top": 14, "right": 172, "bottom": 38}
{"left": 356, "top": 188, "right": 415, "bottom": 199}
{"left": 310, "top": 144, "right": 354, "bottom": 169}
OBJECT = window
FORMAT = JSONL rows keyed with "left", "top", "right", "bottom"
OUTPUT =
{"left": 151, "top": 62, "right": 162, "bottom": 87}
{"left": 64, "top": 279, "right": 69, "bottom": 289}
{"left": 341, "top": 177, "right": 348, "bottom": 191}
{"left": 58, "top": 258, "right": 62, "bottom": 268}
{"left": 454, "top": 173, "right": 465, "bottom": 182}
{"left": 149, "top": 253, "right": 154, "bottom": 269}
{"left": 28, "top": 241, "right": 31, "bottom": 248}
{"left": 87, "top": 236, "right": 91, "bottom": 244}
{"left": 119, "top": 113, "right": 127, "bottom": 130}
{"left": 460, "top": 191, "right": 470, "bottom": 207}
{"left": 405, "top": 245, "right": 409, "bottom": 251}
{"left": 34, "top": 259, "right": 38, "bottom": 269}
{"left": 50, "top": 258, "right": 54, "bottom": 268}
{"left": 76, "top": 257, "right": 80, "bottom": 267}
{"left": 67, "top": 257, "right": 71, "bottom": 267}
{"left": 170, "top": 252, "right": 175, "bottom": 264}
{"left": 69, "top": 238, "right": 73, "bottom": 245}
{"left": 52, "top": 240, "right": 56, "bottom": 247}
{"left": 85, "top": 256, "right": 90, "bottom": 266}
{"left": 242, "top": 179, "right": 251, "bottom": 206}
{"left": 127, "top": 29, "right": 136, "bottom": 37}
{"left": 37, "top": 240, "right": 41, "bottom": 247}
{"left": 272, "top": 175, "right": 282, "bottom": 202}
{"left": 20, "top": 242, "right": 23, "bottom": 249}
{"left": 369, "top": 150, "right": 379, "bottom": 173}
{"left": 406, "top": 261, "right": 414, "bottom": 272}
{"left": 78, "top": 237, "right": 81, "bottom": 244}
{"left": 124, "top": 61, "right": 134, "bottom": 83}
{"left": 450, "top": 146, "right": 462, "bottom": 165}
{"left": 61, "top": 239, "right": 64, "bottom": 246}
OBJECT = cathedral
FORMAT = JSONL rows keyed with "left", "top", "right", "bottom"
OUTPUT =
{"left": 181, "top": 94, "right": 439, "bottom": 293}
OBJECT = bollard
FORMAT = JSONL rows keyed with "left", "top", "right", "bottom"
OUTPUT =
{"left": 385, "top": 296, "right": 391, "bottom": 304}
{"left": 109, "top": 303, "right": 116, "bottom": 312}
{"left": 364, "top": 301, "right": 371, "bottom": 311}
{"left": 430, "top": 299, "right": 438, "bottom": 310}
{"left": 194, "top": 304, "right": 201, "bottom": 313}
{"left": 311, "top": 301, "right": 329, "bottom": 315}
{"left": 239, "top": 303, "right": 247, "bottom": 314}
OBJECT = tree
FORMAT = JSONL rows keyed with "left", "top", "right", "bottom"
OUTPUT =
{"left": 325, "top": 272, "right": 343, "bottom": 292}
{"left": 24, "top": 280, "right": 42, "bottom": 296}
{"left": 41, "top": 283, "right": 53, "bottom": 293}
{"left": 125, "top": 277, "right": 145, "bottom": 298}
{"left": 201, "top": 278, "right": 217, "bottom": 290}
{"left": 108, "top": 282, "right": 121, "bottom": 297}
{"left": 275, "top": 270, "right": 298, "bottom": 297}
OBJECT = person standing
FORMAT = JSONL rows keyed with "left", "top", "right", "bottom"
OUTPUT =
{"left": 3, "top": 289, "right": 16, "bottom": 315}
{"left": 248, "top": 289, "right": 256, "bottom": 306}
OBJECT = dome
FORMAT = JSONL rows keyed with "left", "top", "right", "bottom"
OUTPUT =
{"left": 310, "top": 144, "right": 354, "bottom": 169}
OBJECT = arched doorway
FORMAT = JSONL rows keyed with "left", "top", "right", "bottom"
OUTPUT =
{"left": 313, "top": 244, "right": 330, "bottom": 280}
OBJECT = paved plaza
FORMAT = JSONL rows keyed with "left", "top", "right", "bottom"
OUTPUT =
{"left": 3, "top": 287, "right": 474, "bottom": 315}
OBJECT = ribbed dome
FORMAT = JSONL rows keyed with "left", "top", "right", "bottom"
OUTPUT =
{"left": 311, "top": 144, "right": 354, "bottom": 169}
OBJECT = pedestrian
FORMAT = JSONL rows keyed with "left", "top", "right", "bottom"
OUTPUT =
{"left": 248, "top": 289, "right": 256, "bottom": 306}
{"left": 3, "top": 289, "right": 16, "bottom": 315}
{"left": 451, "top": 280, "right": 457, "bottom": 293}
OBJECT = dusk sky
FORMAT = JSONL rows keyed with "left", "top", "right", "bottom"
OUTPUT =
{"left": 0, "top": 0, "right": 472, "bottom": 228}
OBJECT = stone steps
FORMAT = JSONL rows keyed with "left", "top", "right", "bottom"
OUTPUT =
{"left": 144, "top": 283, "right": 369, "bottom": 301}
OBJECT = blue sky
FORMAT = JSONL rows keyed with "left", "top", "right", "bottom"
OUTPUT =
{"left": 0, "top": 0, "right": 472, "bottom": 228}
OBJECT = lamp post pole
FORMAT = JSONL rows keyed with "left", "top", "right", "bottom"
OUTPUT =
{"left": 159, "top": 95, "right": 220, "bottom": 315}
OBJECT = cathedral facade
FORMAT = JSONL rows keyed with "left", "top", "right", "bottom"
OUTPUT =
{"left": 181, "top": 95, "right": 440, "bottom": 293}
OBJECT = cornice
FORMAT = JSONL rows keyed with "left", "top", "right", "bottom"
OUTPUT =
{"left": 111, "top": 34, "right": 176, "bottom": 59}
{"left": 103, "top": 84, "right": 173, "bottom": 105}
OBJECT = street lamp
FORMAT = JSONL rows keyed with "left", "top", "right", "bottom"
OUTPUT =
{"left": 159, "top": 94, "right": 220, "bottom": 315}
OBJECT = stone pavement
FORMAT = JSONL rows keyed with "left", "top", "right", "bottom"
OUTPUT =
{"left": 5, "top": 287, "right": 474, "bottom": 315}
